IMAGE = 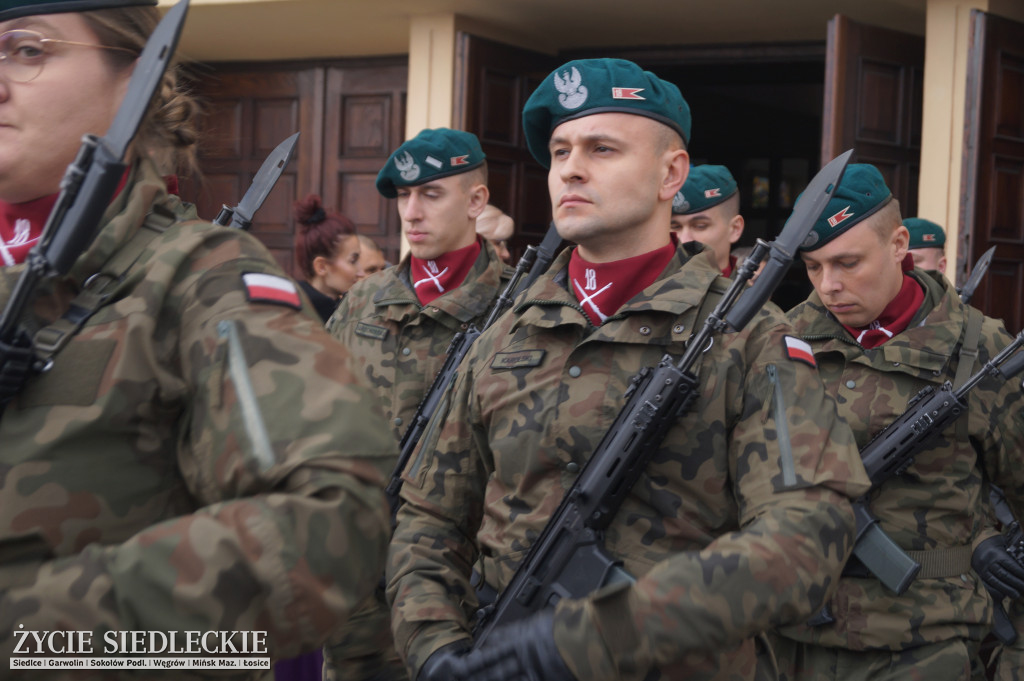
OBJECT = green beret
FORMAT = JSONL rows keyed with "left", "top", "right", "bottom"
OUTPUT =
{"left": 799, "top": 163, "right": 893, "bottom": 251}
{"left": 672, "top": 164, "right": 738, "bottom": 215}
{"left": 904, "top": 217, "right": 945, "bottom": 249}
{"left": 522, "top": 58, "right": 691, "bottom": 168}
{"left": 376, "top": 128, "right": 486, "bottom": 199}
{"left": 0, "top": 0, "right": 155, "bottom": 20}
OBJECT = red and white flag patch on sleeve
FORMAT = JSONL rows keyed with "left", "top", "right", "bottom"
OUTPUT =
{"left": 783, "top": 335, "right": 816, "bottom": 367}
{"left": 242, "top": 272, "right": 302, "bottom": 309}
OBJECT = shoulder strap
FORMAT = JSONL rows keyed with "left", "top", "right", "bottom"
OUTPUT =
{"left": 32, "top": 206, "right": 179, "bottom": 363}
{"left": 953, "top": 306, "right": 983, "bottom": 442}
{"left": 688, "top": 276, "right": 729, "bottom": 348}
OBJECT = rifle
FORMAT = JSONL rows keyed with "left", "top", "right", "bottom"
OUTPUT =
{"left": 385, "top": 244, "right": 539, "bottom": 511}
{"left": 806, "top": 326, "right": 1024, "bottom": 634}
{"left": 471, "top": 149, "right": 853, "bottom": 648}
{"left": 514, "top": 223, "right": 562, "bottom": 297}
{"left": 213, "top": 132, "right": 299, "bottom": 229}
{"left": 0, "top": 0, "right": 190, "bottom": 407}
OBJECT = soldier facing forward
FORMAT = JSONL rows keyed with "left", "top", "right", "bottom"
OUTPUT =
{"left": 386, "top": 57, "right": 871, "bottom": 681}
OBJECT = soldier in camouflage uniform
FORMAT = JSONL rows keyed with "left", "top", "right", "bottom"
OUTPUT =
{"left": 774, "top": 164, "right": 1024, "bottom": 680}
{"left": 670, "top": 164, "right": 744, "bottom": 276}
{"left": 386, "top": 57, "right": 872, "bottom": 681}
{"left": 323, "top": 128, "right": 509, "bottom": 681}
{"left": 0, "top": 1, "right": 393, "bottom": 677}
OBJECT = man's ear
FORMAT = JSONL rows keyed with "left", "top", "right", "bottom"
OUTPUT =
{"left": 467, "top": 184, "right": 490, "bottom": 219}
{"left": 659, "top": 149, "right": 689, "bottom": 202}
{"left": 893, "top": 224, "right": 910, "bottom": 261}
{"left": 729, "top": 214, "right": 745, "bottom": 244}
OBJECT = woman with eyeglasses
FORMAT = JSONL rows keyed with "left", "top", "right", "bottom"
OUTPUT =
{"left": 0, "top": 0, "right": 393, "bottom": 672}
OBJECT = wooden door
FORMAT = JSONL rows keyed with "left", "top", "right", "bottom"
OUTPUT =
{"left": 182, "top": 59, "right": 408, "bottom": 274}
{"left": 454, "top": 34, "right": 558, "bottom": 259}
{"left": 822, "top": 15, "right": 924, "bottom": 215}
{"left": 962, "top": 11, "right": 1024, "bottom": 333}
{"left": 322, "top": 60, "right": 408, "bottom": 263}
{"left": 182, "top": 66, "right": 321, "bottom": 275}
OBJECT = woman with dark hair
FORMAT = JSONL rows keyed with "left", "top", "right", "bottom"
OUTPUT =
{"left": 294, "top": 193, "right": 364, "bottom": 322}
{"left": 0, "top": 0, "right": 392, "bottom": 670}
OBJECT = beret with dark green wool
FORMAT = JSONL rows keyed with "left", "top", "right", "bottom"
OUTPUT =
{"left": 522, "top": 58, "right": 691, "bottom": 168}
{"left": 376, "top": 128, "right": 486, "bottom": 198}
{"left": 904, "top": 217, "right": 946, "bottom": 249}
{"left": 0, "top": 0, "right": 155, "bottom": 21}
{"left": 799, "top": 163, "right": 892, "bottom": 251}
{"left": 672, "top": 164, "right": 738, "bottom": 215}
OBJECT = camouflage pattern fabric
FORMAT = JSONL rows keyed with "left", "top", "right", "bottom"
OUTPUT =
{"left": 323, "top": 242, "right": 508, "bottom": 681}
{"left": 0, "top": 158, "right": 394, "bottom": 679}
{"left": 993, "top": 599, "right": 1024, "bottom": 680}
{"left": 778, "top": 270, "right": 1024, "bottom": 660}
{"left": 387, "top": 242, "right": 872, "bottom": 681}
{"left": 327, "top": 240, "right": 509, "bottom": 442}
{"left": 772, "top": 634, "right": 978, "bottom": 681}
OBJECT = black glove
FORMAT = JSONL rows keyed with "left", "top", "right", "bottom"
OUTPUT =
{"left": 973, "top": 530, "right": 1024, "bottom": 601}
{"left": 0, "top": 331, "right": 37, "bottom": 407}
{"left": 417, "top": 612, "right": 575, "bottom": 681}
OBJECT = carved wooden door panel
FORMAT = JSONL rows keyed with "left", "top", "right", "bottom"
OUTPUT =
{"left": 962, "top": 10, "right": 1024, "bottom": 332}
{"left": 455, "top": 34, "right": 559, "bottom": 259}
{"left": 822, "top": 15, "right": 924, "bottom": 216}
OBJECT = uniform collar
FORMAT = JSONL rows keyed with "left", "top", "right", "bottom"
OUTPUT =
{"left": 372, "top": 238, "right": 507, "bottom": 325}
{"left": 68, "top": 157, "right": 177, "bottom": 288}
{"left": 790, "top": 268, "right": 965, "bottom": 374}
{"left": 512, "top": 241, "right": 723, "bottom": 332}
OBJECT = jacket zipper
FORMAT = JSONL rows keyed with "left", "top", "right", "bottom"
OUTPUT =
{"left": 766, "top": 364, "right": 797, "bottom": 488}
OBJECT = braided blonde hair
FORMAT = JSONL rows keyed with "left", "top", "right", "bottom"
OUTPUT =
{"left": 82, "top": 7, "right": 201, "bottom": 178}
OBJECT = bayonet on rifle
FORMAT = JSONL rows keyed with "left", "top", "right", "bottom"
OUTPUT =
{"left": 0, "top": 0, "right": 190, "bottom": 382}
{"left": 213, "top": 132, "right": 299, "bottom": 230}
{"left": 958, "top": 245, "right": 996, "bottom": 305}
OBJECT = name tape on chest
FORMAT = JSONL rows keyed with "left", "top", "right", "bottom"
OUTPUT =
{"left": 355, "top": 322, "right": 389, "bottom": 341}
{"left": 491, "top": 349, "right": 546, "bottom": 371}
{"left": 783, "top": 335, "right": 816, "bottom": 368}
{"left": 242, "top": 272, "right": 302, "bottom": 310}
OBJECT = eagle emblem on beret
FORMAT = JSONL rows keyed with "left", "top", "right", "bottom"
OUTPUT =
{"left": 554, "top": 66, "right": 588, "bottom": 110}
{"left": 395, "top": 151, "right": 420, "bottom": 182}
{"left": 672, "top": 191, "right": 689, "bottom": 213}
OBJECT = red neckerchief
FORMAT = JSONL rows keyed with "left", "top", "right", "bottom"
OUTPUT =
{"left": 722, "top": 253, "right": 738, "bottom": 278}
{"left": 0, "top": 169, "right": 134, "bottom": 267}
{"left": 842, "top": 255, "right": 923, "bottom": 348}
{"left": 410, "top": 239, "right": 481, "bottom": 305}
{"left": 0, "top": 193, "right": 57, "bottom": 266}
{"left": 568, "top": 242, "right": 676, "bottom": 325}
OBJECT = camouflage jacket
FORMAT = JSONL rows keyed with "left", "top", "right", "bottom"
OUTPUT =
{"left": 780, "top": 270, "right": 1024, "bottom": 650}
{"left": 327, "top": 240, "right": 509, "bottom": 444}
{"left": 0, "top": 159, "right": 394, "bottom": 679}
{"left": 387, "top": 243, "right": 871, "bottom": 681}
{"left": 323, "top": 239, "right": 508, "bottom": 681}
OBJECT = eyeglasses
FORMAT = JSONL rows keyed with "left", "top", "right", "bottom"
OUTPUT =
{"left": 0, "top": 29, "right": 136, "bottom": 84}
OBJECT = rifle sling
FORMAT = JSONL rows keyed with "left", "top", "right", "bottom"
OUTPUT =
{"left": 32, "top": 206, "right": 178, "bottom": 362}
{"left": 952, "top": 306, "right": 982, "bottom": 443}
{"left": 846, "top": 545, "right": 972, "bottom": 580}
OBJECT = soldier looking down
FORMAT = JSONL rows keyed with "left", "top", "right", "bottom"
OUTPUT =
{"left": 324, "top": 127, "right": 510, "bottom": 681}
{"left": 774, "top": 164, "right": 1024, "bottom": 681}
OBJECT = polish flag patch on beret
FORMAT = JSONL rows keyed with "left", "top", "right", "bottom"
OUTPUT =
{"left": 242, "top": 272, "right": 302, "bottom": 309}
{"left": 784, "top": 335, "right": 816, "bottom": 367}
